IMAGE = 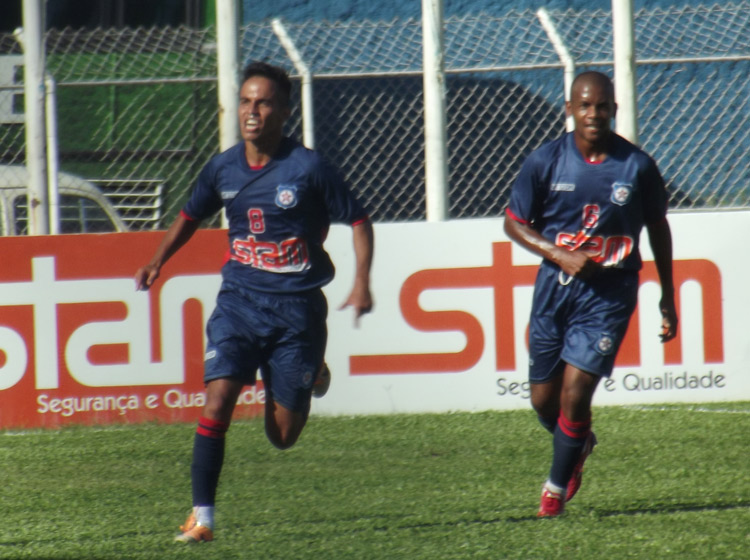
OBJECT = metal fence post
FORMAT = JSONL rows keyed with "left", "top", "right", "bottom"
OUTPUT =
{"left": 19, "top": 0, "right": 49, "bottom": 235}
{"left": 45, "top": 74, "right": 59, "bottom": 234}
{"left": 612, "top": 0, "right": 638, "bottom": 144}
{"left": 272, "top": 18, "right": 316, "bottom": 150}
{"left": 216, "top": 0, "right": 239, "bottom": 152}
{"left": 215, "top": 0, "right": 239, "bottom": 228}
{"left": 537, "top": 8, "right": 575, "bottom": 132}
{"left": 422, "top": 0, "right": 449, "bottom": 222}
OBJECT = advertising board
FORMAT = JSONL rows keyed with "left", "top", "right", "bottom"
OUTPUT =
{"left": 0, "top": 213, "right": 742, "bottom": 428}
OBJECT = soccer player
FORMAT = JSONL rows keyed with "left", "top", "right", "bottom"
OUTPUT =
{"left": 503, "top": 71, "right": 677, "bottom": 517}
{"left": 134, "top": 61, "right": 374, "bottom": 542}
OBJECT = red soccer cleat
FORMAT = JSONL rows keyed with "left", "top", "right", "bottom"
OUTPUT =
{"left": 537, "top": 485, "right": 565, "bottom": 518}
{"left": 566, "top": 431, "right": 597, "bottom": 502}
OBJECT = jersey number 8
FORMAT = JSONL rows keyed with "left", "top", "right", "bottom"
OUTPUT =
{"left": 248, "top": 208, "right": 265, "bottom": 233}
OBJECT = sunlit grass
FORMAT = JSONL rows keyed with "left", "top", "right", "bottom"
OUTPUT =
{"left": 1, "top": 403, "right": 748, "bottom": 559}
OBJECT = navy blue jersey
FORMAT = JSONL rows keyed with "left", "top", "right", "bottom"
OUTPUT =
{"left": 507, "top": 132, "right": 668, "bottom": 271}
{"left": 183, "top": 137, "right": 367, "bottom": 293}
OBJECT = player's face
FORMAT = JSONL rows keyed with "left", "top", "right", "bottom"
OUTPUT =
{"left": 238, "top": 76, "right": 290, "bottom": 146}
{"left": 566, "top": 80, "right": 616, "bottom": 146}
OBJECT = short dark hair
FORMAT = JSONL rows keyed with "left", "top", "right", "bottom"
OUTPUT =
{"left": 241, "top": 61, "right": 292, "bottom": 106}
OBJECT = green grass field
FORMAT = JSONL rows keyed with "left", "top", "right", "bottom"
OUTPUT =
{"left": 1, "top": 402, "right": 748, "bottom": 559}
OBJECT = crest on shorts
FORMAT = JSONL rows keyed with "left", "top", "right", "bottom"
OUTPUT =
{"left": 611, "top": 182, "right": 633, "bottom": 206}
{"left": 596, "top": 334, "right": 615, "bottom": 355}
{"left": 276, "top": 184, "right": 298, "bottom": 209}
{"left": 302, "top": 370, "right": 314, "bottom": 387}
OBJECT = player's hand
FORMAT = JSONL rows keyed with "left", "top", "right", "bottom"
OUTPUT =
{"left": 556, "top": 249, "right": 601, "bottom": 280}
{"left": 658, "top": 297, "right": 678, "bottom": 342}
{"left": 135, "top": 264, "right": 160, "bottom": 291}
{"left": 339, "top": 284, "right": 373, "bottom": 327}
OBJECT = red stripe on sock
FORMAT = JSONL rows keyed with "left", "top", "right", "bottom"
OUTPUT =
{"left": 558, "top": 412, "right": 591, "bottom": 439}
{"left": 196, "top": 416, "right": 229, "bottom": 438}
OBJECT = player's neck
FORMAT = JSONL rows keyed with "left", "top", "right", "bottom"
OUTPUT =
{"left": 244, "top": 137, "right": 282, "bottom": 168}
{"left": 583, "top": 150, "right": 606, "bottom": 164}
{"left": 575, "top": 135, "right": 612, "bottom": 164}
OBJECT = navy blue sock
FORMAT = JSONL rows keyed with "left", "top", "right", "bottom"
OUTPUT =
{"left": 548, "top": 413, "right": 591, "bottom": 489}
{"left": 191, "top": 417, "right": 229, "bottom": 506}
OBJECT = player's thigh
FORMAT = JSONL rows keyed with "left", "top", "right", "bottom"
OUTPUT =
{"left": 203, "top": 290, "right": 264, "bottom": 386}
{"left": 262, "top": 290, "right": 328, "bottom": 413}
{"left": 528, "top": 265, "right": 569, "bottom": 384}
{"left": 560, "top": 272, "right": 639, "bottom": 377}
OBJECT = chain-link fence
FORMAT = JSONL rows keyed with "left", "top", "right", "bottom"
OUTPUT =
{"left": 1, "top": 3, "right": 749, "bottom": 230}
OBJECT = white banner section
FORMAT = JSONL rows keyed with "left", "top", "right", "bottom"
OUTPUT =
{"left": 315, "top": 213, "right": 744, "bottom": 415}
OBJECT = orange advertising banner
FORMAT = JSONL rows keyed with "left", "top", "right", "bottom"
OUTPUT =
{"left": 0, "top": 215, "right": 740, "bottom": 427}
{"left": 0, "top": 230, "right": 265, "bottom": 429}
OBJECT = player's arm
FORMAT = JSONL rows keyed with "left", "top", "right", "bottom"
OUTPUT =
{"left": 646, "top": 217, "right": 678, "bottom": 342}
{"left": 503, "top": 211, "right": 600, "bottom": 279}
{"left": 339, "top": 217, "right": 374, "bottom": 326}
{"left": 135, "top": 212, "right": 202, "bottom": 291}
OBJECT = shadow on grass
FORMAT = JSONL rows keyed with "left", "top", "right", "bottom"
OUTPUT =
{"left": 594, "top": 499, "right": 750, "bottom": 518}
{"left": 220, "top": 497, "right": 750, "bottom": 535}
{"left": 506, "top": 498, "right": 750, "bottom": 523}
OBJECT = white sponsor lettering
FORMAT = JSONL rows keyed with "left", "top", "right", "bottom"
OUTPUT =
{"left": 0, "top": 257, "right": 220, "bottom": 390}
{"left": 37, "top": 393, "right": 140, "bottom": 417}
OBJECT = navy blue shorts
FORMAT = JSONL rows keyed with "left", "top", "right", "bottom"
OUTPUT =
{"left": 528, "top": 261, "right": 639, "bottom": 382}
{"left": 203, "top": 280, "right": 328, "bottom": 412}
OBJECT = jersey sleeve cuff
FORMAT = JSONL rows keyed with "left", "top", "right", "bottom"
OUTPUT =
{"left": 505, "top": 208, "right": 529, "bottom": 225}
{"left": 180, "top": 209, "right": 198, "bottom": 221}
{"left": 351, "top": 215, "right": 370, "bottom": 227}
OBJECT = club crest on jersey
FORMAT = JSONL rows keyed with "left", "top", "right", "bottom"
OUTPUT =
{"left": 275, "top": 184, "right": 298, "bottom": 209}
{"left": 611, "top": 182, "right": 633, "bottom": 206}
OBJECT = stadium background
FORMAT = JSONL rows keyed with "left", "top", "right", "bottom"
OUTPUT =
{"left": 0, "top": 1, "right": 746, "bottom": 428}
{"left": 240, "top": 0, "right": 708, "bottom": 21}
{"left": 0, "top": 7, "right": 746, "bottom": 560}
{"left": 1, "top": 0, "right": 749, "bottom": 229}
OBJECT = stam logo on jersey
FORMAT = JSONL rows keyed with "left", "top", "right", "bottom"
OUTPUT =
{"left": 276, "top": 184, "right": 298, "bottom": 209}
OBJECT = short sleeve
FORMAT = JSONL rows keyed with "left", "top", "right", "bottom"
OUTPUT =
{"left": 182, "top": 158, "right": 224, "bottom": 221}
{"left": 640, "top": 157, "right": 669, "bottom": 225}
{"left": 507, "top": 149, "right": 546, "bottom": 225}
{"left": 313, "top": 157, "right": 368, "bottom": 225}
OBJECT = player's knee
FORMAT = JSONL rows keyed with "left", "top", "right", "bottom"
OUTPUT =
{"left": 561, "top": 385, "right": 593, "bottom": 413}
{"left": 264, "top": 415, "right": 305, "bottom": 449}
{"left": 270, "top": 438, "right": 297, "bottom": 450}
{"left": 530, "top": 389, "right": 557, "bottom": 419}
{"left": 264, "top": 399, "right": 308, "bottom": 449}
{"left": 202, "top": 403, "right": 234, "bottom": 425}
{"left": 266, "top": 427, "right": 300, "bottom": 450}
